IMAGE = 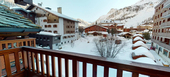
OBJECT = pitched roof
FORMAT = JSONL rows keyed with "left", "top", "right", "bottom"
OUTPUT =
{"left": 0, "top": 4, "right": 41, "bottom": 33}
{"left": 26, "top": 4, "right": 78, "bottom": 22}
{"left": 84, "top": 25, "right": 108, "bottom": 29}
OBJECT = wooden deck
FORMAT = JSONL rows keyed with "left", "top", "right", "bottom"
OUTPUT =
{"left": 0, "top": 46, "right": 170, "bottom": 77}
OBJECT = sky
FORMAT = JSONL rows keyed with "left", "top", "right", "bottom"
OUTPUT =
{"left": 33, "top": 0, "right": 140, "bottom": 22}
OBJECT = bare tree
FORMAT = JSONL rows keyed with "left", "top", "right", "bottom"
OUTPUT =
{"left": 94, "top": 37, "right": 126, "bottom": 58}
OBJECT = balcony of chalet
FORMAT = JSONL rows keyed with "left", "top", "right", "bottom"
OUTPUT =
{"left": 0, "top": 45, "right": 170, "bottom": 77}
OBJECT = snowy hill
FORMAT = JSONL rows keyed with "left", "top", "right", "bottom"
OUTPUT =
{"left": 77, "top": 18, "right": 91, "bottom": 27}
{"left": 96, "top": 0, "right": 162, "bottom": 28}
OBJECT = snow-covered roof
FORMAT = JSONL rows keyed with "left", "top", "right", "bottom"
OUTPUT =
{"left": 114, "top": 20, "right": 122, "bottom": 24}
{"left": 88, "top": 31, "right": 108, "bottom": 34}
{"left": 133, "top": 41, "right": 148, "bottom": 49}
{"left": 133, "top": 34, "right": 142, "bottom": 37}
{"left": 134, "top": 37, "right": 144, "bottom": 41}
{"left": 10, "top": 7, "right": 33, "bottom": 13}
{"left": 117, "top": 24, "right": 124, "bottom": 26}
{"left": 28, "top": 4, "right": 78, "bottom": 22}
{"left": 132, "top": 47, "right": 155, "bottom": 60}
{"left": 37, "top": 31, "right": 60, "bottom": 36}
{"left": 84, "top": 25, "right": 108, "bottom": 29}
{"left": 118, "top": 32, "right": 131, "bottom": 35}
{"left": 143, "top": 29, "right": 149, "bottom": 32}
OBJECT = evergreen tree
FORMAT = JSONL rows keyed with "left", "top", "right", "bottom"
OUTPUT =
{"left": 142, "top": 32, "right": 150, "bottom": 40}
{"left": 107, "top": 29, "right": 110, "bottom": 34}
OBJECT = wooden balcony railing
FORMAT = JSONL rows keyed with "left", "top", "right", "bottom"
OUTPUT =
{"left": 0, "top": 46, "right": 170, "bottom": 77}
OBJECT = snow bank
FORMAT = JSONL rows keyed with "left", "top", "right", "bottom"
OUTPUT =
{"left": 134, "top": 57, "right": 156, "bottom": 65}
{"left": 37, "top": 31, "right": 60, "bottom": 36}
{"left": 133, "top": 47, "right": 155, "bottom": 60}
{"left": 88, "top": 31, "right": 108, "bottom": 34}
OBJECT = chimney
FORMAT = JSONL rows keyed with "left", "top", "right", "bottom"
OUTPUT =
{"left": 58, "top": 7, "right": 62, "bottom": 14}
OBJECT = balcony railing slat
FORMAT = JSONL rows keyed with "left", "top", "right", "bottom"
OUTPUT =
{"left": 117, "top": 69, "right": 123, "bottom": 77}
{"left": 132, "top": 72, "right": 139, "bottom": 77}
{"left": 22, "top": 50, "right": 28, "bottom": 69}
{"left": 0, "top": 43, "right": 2, "bottom": 50}
{"left": 31, "top": 52, "right": 35, "bottom": 72}
{"left": 93, "top": 64, "right": 97, "bottom": 77}
{"left": 46, "top": 54, "right": 50, "bottom": 77}
{"left": 4, "top": 54, "right": 12, "bottom": 76}
{"left": 14, "top": 51, "right": 21, "bottom": 72}
{"left": 65, "top": 58, "right": 69, "bottom": 77}
{"left": 104, "top": 66, "right": 109, "bottom": 77}
{"left": 5, "top": 43, "right": 8, "bottom": 49}
{"left": 40, "top": 53, "right": 45, "bottom": 75}
{"left": 0, "top": 58, "right": 2, "bottom": 77}
{"left": 73, "top": 60, "right": 78, "bottom": 77}
{"left": 27, "top": 51, "right": 31, "bottom": 70}
{"left": 52, "top": 56, "right": 56, "bottom": 77}
{"left": 58, "top": 57, "right": 62, "bottom": 77}
{"left": 83, "top": 62, "right": 87, "bottom": 77}
{"left": 35, "top": 52, "right": 40, "bottom": 73}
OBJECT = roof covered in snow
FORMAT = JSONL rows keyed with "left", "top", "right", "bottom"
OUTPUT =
{"left": 88, "top": 31, "right": 108, "bottom": 34}
{"left": 84, "top": 25, "right": 108, "bottom": 29}
{"left": 27, "top": 4, "right": 78, "bottom": 22}
{"left": 134, "top": 37, "right": 144, "bottom": 41}
{"left": 37, "top": 31, "right": 60, "bottom": 36}
{"left": 133, "top": 34, "right": 143, "bottom": 37}
{"left": 132, "top": 47, "right": 155, "bottom": 60}
{"left": 133, "top": 41, "right": 148, "bottom": 49}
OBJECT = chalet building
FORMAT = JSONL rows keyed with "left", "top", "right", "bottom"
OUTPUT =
{"left": 99, "top": 20, "right": 124, "bottom": 33}
{"left": 84, "top": 25, "right": 108, "bottom": 37}
{"left": 26, "top": 4, "right": 79, "bottom": 44}
{"left": 0, "top": 4, "right": 41, "bottom": 74}
{"left": 152, "top": 0, "right": 170, "bottom": 64}
{"left": 29, "top": 31, "right": 61, "bottom": 49}
{"left": 11, "top": 7, "right": 36, "bottom": 23}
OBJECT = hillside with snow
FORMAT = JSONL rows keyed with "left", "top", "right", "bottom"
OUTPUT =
{"left": 96, "top": 0, "right": 162, "bottom": 28}
{"left": 77, "top": 18, "right": 91, "bottom": 27}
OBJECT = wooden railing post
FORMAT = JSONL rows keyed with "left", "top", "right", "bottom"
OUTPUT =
{"left": 14, "top": 52, "right": 21, "bottom": 72}
{"left": 0, "top": 43, "right": 2, "bottom": 50}
{"left": 0, "top": 58, "right": 2, "bottom": 77}
{"left": 22, "top": 50, "right": 28, "bottom": 69}
{"left": 4, "top": 54, "right": 12, "bottom": 76}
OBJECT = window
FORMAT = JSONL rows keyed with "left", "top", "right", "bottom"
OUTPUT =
{"left": 163, "top": 49, "right": 168, "bottom": 56}
{"left": 53, "top": 25, "right": 57, "bottom": 28}
{"left": 43, "top": 19, "right": 47, "bottom": 22}
{"left": 48, "top": 31, "right": 52, "bottom": 32}
{"left": 54, "top": 31, "right": 58, "bottom": 34}
{"left": 163, "top": 20, "right": 165, "bottom": 23}
{"left": 47, "top": 37, "right": 50, "bottom": 41}
{"left": 168, "top": 18, "right": 170, "bottom": 21}
{"left": 48, "top": 25, "right": 51, "bottom": 27}
{"left": 54, "top": 19, "right": 56, "bottom": 21}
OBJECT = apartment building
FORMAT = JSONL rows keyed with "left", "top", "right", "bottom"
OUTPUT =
{"left": 152, "top": 0, "right": 170, "bottom": 64}
{"left": 26, "top": 4, "right": 79, "bottom": 44}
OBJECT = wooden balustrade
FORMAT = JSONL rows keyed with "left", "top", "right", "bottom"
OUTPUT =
{"left": 0, "top": 46, "right": 170, "bottom": 77}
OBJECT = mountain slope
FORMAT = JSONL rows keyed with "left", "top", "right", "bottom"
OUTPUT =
{"left": 77, "top": 18, "right": 91, "bottom": 27}
{"left": 96, "top": 0, "right": 162, "bottom": 28}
